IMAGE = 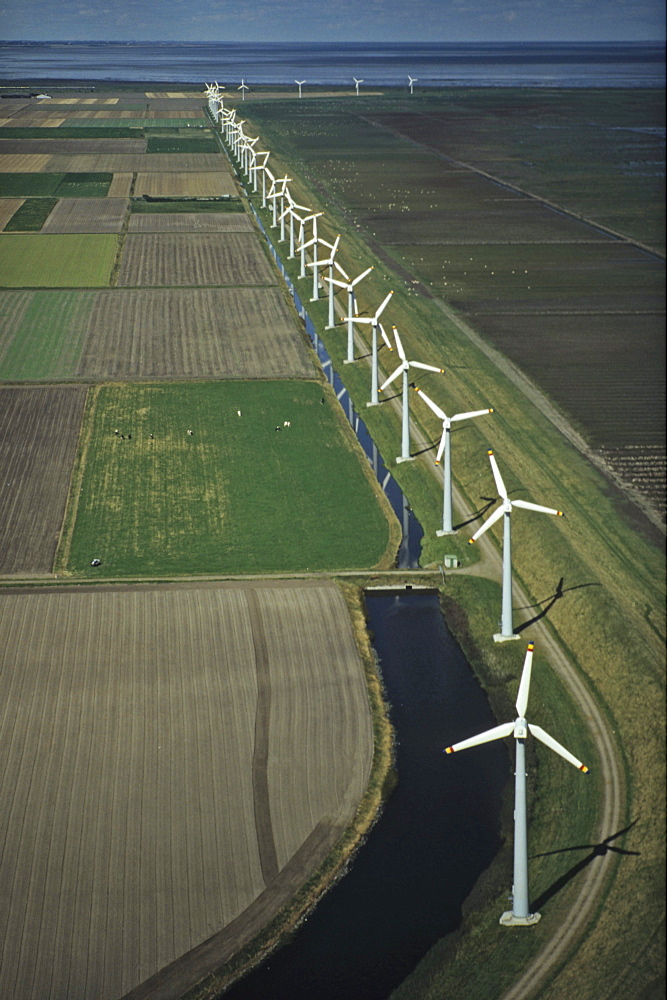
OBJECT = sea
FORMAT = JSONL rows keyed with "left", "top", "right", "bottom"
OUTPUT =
{"left": 0, "top": 41, "right": 665, "bottom": 88}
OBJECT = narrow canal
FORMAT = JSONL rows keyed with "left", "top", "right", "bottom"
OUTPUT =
{"left": 224, "top": 590, "right": 508, "bottom": 999}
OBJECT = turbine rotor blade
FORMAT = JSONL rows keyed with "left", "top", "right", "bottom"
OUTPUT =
{"left": 392, "top": 326, "right": 406, "bottom": 362}
{"left": 515, "top": 643, "right": 534, "bottom": 718}
{"left": 529, "top": 725, "right": 589, "bottom": 773}
{"left": 379, "top": 364, "right": 405, "bottom": 392}
{"left": 415, "top": 388, "right": 447, "bottom": 421}
{"left": 445, "top": 721, "right": 515, "bottom": 754}
{"left": 375, "top": 290, "right": 394, "bottom": 320}
{"left": 379, "top": 322, "right": 393, "bottom": 350}
{"left": 352, "top": 265, "right": 374, "bottom": 286}
{"left": 435, "top": 428, "right": 447, "bottom": 464}
{"left": 468, "top": 502, "right": 504, "bottom": 544}
{"left": 410, "top": 361, "right": 443, "bottom": 373}
{"left": 487, "top": 450, "right": 508, "bottom": 500}
{"left": 451, "top": 408, "right": 494, "bottom": 422}
{"left": 512, "top": 499, "right": 565, "bottom": 517}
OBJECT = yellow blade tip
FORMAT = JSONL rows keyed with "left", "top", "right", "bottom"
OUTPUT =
{"left": 487, "top": 449, "right": 494, "bottom": 455}
{"left": 445, "top": 747, "right": 454, "bottom": 754}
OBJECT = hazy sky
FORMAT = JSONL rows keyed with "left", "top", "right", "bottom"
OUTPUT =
{"left": 1, "top": 0, "right": 665, "bottom": 42}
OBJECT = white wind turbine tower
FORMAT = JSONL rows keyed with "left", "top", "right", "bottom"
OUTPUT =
{"left": 353, "top": 290, "right": 394, "bottom": 381}
{"left": 260, "top": 164, "right": 274, "bottom": 209}
{"left": 298, "top": 220, "right": 328, "bottom": 300}
{"left": 248, "top": 149, "right": 269, "bottom": 195}
{"left": 408, "top": 75, "right": 418, "bottom": 94}
{"left": 318, "top": 235, "right": 342, "bottom": 328}
{"left": 353, "top": 77, "right": 364, "bottom": 95}
{"left": 267, "top": 174, "right": 291, "bottom": 229}
{"left": 242, "top": 134, "right": 259, "bottom": 176}
{"left": 238, "top": 79, "right": 249, "bottom": 101}
{"left": 469, "top": 450, "right": 565, "bottom": 642}
{"left": 414, "top": 387, "right": 493, "bottom": 535}
{"left": 281, "top": 197, "right": 312, "bottom": 259}
{"left": 380, "top": 326, "right": 443, "bottom": 461}
{"left": 296, "top": 211, "right": 323, "bottom": 279}
{"left": 445, "top": 642, "right": 589, "bottom": 926}
{"left": 325, "top": 264, "right": 374, "bottom": 364}
{"left": 295, "top": 79, "right": 306, "bottom": 98}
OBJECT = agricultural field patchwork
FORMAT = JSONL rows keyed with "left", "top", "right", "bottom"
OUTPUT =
{"left": 0, "top": 581, "right": 372, "bottom": 999}
{"left": 61, "top": 381, "right": 395, "bottom": 576}
{"left": 0, "top": 234, "right": 117, "bottom": 286}
{"left": 116, "top": 232, "right": 275, "bottom": 286}
{"left": 0, "top": 385, "right": 87, "bottom": 573}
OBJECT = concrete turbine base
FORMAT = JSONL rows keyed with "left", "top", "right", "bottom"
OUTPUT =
{"left": 493, "top": 632, "right": 521, "bottom": 643}
{"left": 396, "top": 456, "right": 415, "bottom": 464}
{"left": 500, "top": 910, "right": 541, "bottom": 927}
{"left": 436, "top": 529, "right": 457, "bottom": 537}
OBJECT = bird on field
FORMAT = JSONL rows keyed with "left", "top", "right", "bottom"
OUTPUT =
{"left": 237, "top": 410, "right": 242, "bottom": 416}
{"left": 187, "top": 429, "right": 193, "bottom": 436}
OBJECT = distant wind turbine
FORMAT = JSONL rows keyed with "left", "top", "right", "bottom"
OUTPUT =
{"left": 445, "top": 642, "right": 589, "bottom": 926}
{"left": 408, "top": 75, "right": 418, "bottom": 94}
{"left": 380, "top": 326, "right": 443, "bottom": 461}
{"left": 414, "top": 388, "right": 493, "bottom": 535}
{"left": 295, "top": 79, "right": 306, "bottom": 98}
{"left": 353, "top": 77, "right": 363, "bottom": 95}
{"left": 238, "top": 79, "right": 249, "bottom": 101}
{"left": 469, "top": 450, "right": 565, "bottom": 641}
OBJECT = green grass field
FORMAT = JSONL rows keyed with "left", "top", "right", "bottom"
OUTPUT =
{"left": 130, "top": 196, "right": 244, "bottom": 213}
{"left": 0, "top": 172, "right": 112, "bottom": 197}
{"left": 0, "top": 234, "right": 117, "bottom": 287}
{"left": 59, "top": 380, "right": 397, "bottom": 577}
{"left": 146, "top": 135, "right": 219, "bottom": 153}
{"left": 0, "top": 290, "right": 94, "bottom": 378}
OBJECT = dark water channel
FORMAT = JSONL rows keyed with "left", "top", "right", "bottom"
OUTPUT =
{"left": 224, "top": 591, "right": 508, "bottom": 1000}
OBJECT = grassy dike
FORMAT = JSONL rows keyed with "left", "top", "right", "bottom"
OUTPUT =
{"left": 218, "top": 100, "right": 666, "bottom": 998}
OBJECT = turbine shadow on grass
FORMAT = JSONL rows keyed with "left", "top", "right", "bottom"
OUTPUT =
{"left": 453, "top": 496, "right": 498, "bottom": 531}
{"left": 515, "top": 579, "right": 601, "bottom": 632}
{"left": 530, "top": 821, "right": 640, "bottom": 913}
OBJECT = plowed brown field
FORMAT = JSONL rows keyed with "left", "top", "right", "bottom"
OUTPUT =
{"left": 116, "top": 233, "right": 275, "bottom": 286}
{"left": 77, "top": 287, "right": 314, "bottom": 378}
{"left": 134, "top": 170, "right": 238, "bottom": 197}
{"left": 0, "top": 581, "right": 372, "bottom": 1000}
{"left": 0, "top": 386, "right": 87, "bottom": 574}
{"left": 128, "top": 212, "right": 254, "bottom": 233}
{"left": 41, "top": 197, "right": 128, "bottom": 233}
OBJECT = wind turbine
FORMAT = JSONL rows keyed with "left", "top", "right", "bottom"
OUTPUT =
{"left": 408, "top": 75, "right": 418, "bottom": 94}
{"left": 325, "top": 264, "right": 374, "bottom": 364}
{"left": 354, "top": 290, "right": 394, "bottom": 383}
{"left": 267, "top": 174, "right": 291, "bottom": 229}
{"left": 444, "top": 642, "right": 589, "bottom": 926}
{"left": 414, "top": 388, "right": 493, "bottom": 535}
{"left": 295, "top": 79, "right": 306, "bottom": 98}
{"left": 469, "top": 450, "right": 565, "bottom": 642}
{"left": 380, "top": 326, "right": 443, "bottom": 461}
{"left": 238, "top": 79, "right": 249, "bottom": 101}
{"left": 314, "top": 235, "right": 341, "bottom": 327}
{"left": 295, "top": 211, "right": 323, "bottom": 279}
{"left": 281, "top": 197, "right": 312, "bottom": 259}
{"left": 353, "top": 77, "right": 363, "bottom": 96}
{"left": 248, "top": 149, "right": 270, "bottom": 195}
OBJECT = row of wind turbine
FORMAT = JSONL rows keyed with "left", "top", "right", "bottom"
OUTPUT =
{"left": 209, "top": 84, "right": 589, "bottom": 941}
